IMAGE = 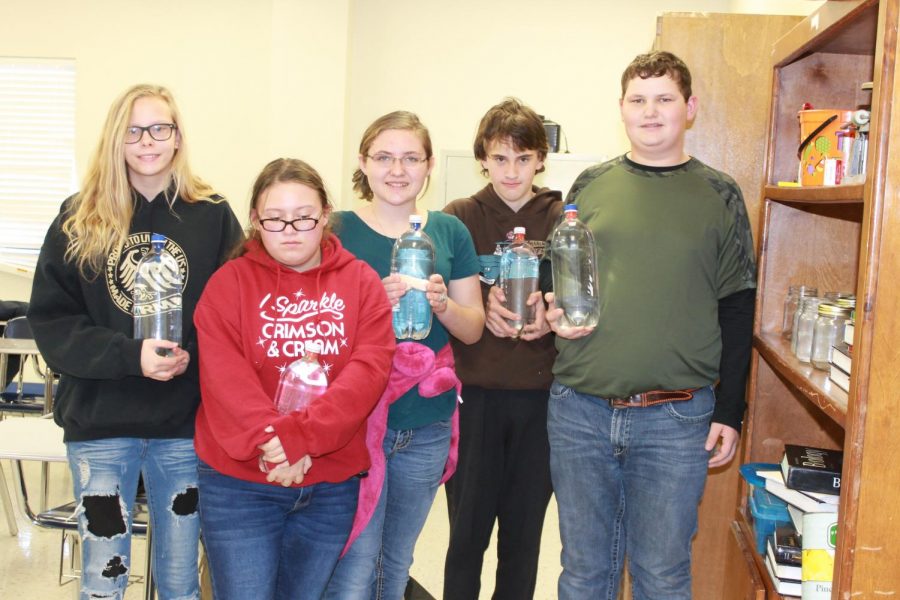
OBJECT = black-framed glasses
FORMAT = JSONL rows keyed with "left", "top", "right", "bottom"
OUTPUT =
{"left": 366, "top": 153, "right": 428, "bottom": 168}
{"left": 258, "top": 215, "right": 322, "bottom": 232}
{"left": 125, "top": 123, "right": 177, "bottom": 144}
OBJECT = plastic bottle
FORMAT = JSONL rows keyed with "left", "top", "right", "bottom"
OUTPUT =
{"left": 550, "top": 204, "right": 600, "bottom": 328}
{"left": 499, "top": 227, "right": 539, "bottom": 335}
{"left": 391, "top": 214, "right": 435, "bottom": 340}
{"left": 133, "top": 233, "right": 182, "bottom": 356}
{"left": 274, "top": 351, "right": 328, "bottom": 414}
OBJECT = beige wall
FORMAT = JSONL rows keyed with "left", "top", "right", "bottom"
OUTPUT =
{"left": 0, "top": 0, "right": 817, "bottom": 300}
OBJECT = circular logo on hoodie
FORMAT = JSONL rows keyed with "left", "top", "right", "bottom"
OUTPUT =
{"left": 106, "top": 232, "right": 189, "bottom": 315}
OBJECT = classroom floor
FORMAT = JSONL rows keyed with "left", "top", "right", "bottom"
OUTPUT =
{"left": 0, "top": 444, "right": 563, "bottom": 599}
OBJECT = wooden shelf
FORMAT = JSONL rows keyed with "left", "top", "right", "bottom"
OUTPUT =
{"left": 764, "top": 183, "right": 865, "bottom": 204}
{"left": 754, "top": 332, "right": 848, "bottom": 427}
{"left": 773, "top": 0, "right": 878, "bottom": 64}
{"left": 735, "top": 506, "right": 790, "bottom": 600}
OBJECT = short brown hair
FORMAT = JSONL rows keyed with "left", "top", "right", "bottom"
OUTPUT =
{"left": 473, "top": 98, "right": 548, "bottom": 175}
{"left": 620, "top": 51, "right": 692, "bottom": 101}
{"left": 235, "top": 158, "right": 333, "bottom": 258}
{"left": 352, "top": 111, "right": 433, "bottom": 201}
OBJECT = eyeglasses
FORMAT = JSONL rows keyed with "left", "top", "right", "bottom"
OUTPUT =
{"left": 258, "top": 215, "right": 323, "bottom": 232}
{"left": 125, "top": 123, "right": 177, "bottom": 144}
{"left": 366, "top": 153, "right": 429, "bottom": 168}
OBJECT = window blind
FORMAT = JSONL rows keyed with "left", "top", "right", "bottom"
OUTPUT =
{"left": 0, "top": 57, "right": 77, "bottom": 273}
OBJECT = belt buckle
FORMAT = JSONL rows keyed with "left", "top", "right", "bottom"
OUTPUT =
{"left": 608, "top": 393, "right": 643, "bottom": 409}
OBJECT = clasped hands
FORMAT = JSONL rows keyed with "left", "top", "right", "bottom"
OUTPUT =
{"left": 257, "top": 425, "right": 312, "bottom": 487}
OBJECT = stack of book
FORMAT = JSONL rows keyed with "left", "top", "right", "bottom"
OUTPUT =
{"left": 755, "top": 444, "right": 842, "bottom": 597}
{"left": 829, "top": 313, "right": 854, "bottom": 392}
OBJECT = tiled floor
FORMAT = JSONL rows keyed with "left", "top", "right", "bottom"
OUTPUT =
{"left": 0, "top": 443, "right": 562, "bottom": 599}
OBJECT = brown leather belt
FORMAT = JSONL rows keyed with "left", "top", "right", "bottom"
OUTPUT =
{"left": 608, "top": 388, "right": 699, "bottom": 409}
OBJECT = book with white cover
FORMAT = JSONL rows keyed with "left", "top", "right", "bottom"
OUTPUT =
{"left": 756, "top": 470, "right": 839, "bottom": 513}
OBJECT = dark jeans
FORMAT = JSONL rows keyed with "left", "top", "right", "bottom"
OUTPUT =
{"left": 444, "top": 386, "right": 553, "bottom": 600}
{"left": 198, "top": 461, "right": 358, "bottom": 600}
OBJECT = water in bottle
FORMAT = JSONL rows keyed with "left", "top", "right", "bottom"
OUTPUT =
{"left": 391, "top": 214, "right": 435, "bottom": 340}
{"left": 274, "top": 351, "right": 328, "bottom": 414}
{"left": 551, "top": 204, "right": 600, "bottom": 328}
{"left": 133, "top": 233, "right": 182, "bottom": 355}
{"left": 499, "top": 226, "right": 539, "bottom": 335}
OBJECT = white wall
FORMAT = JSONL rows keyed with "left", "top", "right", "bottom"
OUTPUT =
{"left": 0, "top": 0, "right": 818, "bottom": 300}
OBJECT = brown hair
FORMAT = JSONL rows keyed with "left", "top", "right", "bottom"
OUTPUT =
{"left": 620, "top": 51, "right": 692, "bottom": 101}
{"left": 62, "top": 84, "right": 218, "bottom": 277}
{"left": 352, "top": 111, "right": 433, "bottom": 201}
{"left": 473, "top": 98, "right": 548, "bottom": 175}
{"left": 234, "top": 158, "right": 333, "bottom": 258}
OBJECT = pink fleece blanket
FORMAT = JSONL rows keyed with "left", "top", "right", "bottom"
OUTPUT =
{"left": 341, "top": 341, "right": 461, "bottom": 555}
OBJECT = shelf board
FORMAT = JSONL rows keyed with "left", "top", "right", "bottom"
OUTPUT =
{"left": 736, "top": 507, "right": 790, "bottom": 600}
{"left": 755, "top": 332, "right": 848, "bottom": 427}
{"left": 773, "top": 0, "right": 878, "bottom": 64}
{"left": 764, "top": 183, "right": 865, "bottom": 204}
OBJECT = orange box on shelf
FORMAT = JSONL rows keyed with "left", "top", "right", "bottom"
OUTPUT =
{"left": 798, "top": 109, "right": 854, "bottom": 186}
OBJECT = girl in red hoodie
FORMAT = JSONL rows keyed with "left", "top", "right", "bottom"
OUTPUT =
{"left": 194, "top": 158, "right": 395, "bottom": 599}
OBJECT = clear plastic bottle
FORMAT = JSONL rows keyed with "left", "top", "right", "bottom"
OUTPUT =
{"left": 391, "top": 215, "right": 435, "bottom": 340}
{"left": 133, "top": 233, "right": 182, "bottom": 356}
{"left": 551, "top": 204, "right": 600, "bottom": 328}
{"left": 811, "top": 303, "right": 853, "bottom": 370}
{"left": 793, "top": 296, "right": 822, "bottom": 363}
{"left": 499, "top": 227, "right": 539, "bottom": 335}
{"left": 274, "top": 351, "right": 328, "bottom": 414}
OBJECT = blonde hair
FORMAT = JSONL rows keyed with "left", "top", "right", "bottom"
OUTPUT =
{"left": 352, "top": 110, "right": 433, "bottom": 201}
{"left": 62, "top": 84, "right": 218, "bottom": 277}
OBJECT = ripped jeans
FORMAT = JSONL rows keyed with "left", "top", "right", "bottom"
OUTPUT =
{"left": 66, "top": 438, "right": 201, "bottom": 600}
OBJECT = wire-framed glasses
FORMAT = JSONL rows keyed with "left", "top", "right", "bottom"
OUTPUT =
{"left": 366, "top": 153, "right": 428, "bottom": 168}
{"left": 258, "top": 215, "right": 322, "bottom": 232}
{"left": 125, "top": 123, "right": 178, "bottom": 144}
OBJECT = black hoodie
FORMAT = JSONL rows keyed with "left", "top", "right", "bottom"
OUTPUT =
{"left": 444, "top": 184, "right": 562, "bottom": 390}
{"left": 28, "top": 189, "right": 243, "bottom": 442}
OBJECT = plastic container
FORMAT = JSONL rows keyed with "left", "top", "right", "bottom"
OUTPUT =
{"left": 274, "top": 351, "right": 328, "bottom": 414}
{"left": 499, "top": 227, "right": 539, "bottom": 335}
{"left": 391, "top": 215, "right": 435, "bottom": 340}
{"left": 749, "top": 485, "right": 793, "bottom": 554}
{"left": 133, "top": 233, "right": 182, "bottom": 356}
{"left": 799, "top": 109, "right": 854, "bottom": 185}
{"left": 550, "top": 204, "right": 600, "bottom": 328}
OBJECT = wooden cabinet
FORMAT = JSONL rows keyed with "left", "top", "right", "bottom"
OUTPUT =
{"left": 736, "top": 0, "right": 900, "bottom": 597}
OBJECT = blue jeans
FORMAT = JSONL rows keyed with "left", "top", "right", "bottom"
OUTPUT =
{"left": 325, "top": 419, "right": 451, "bottom": 600}
{"left": 66, "top": 437, "right": 200, "bottom": 600}
{"left": 198, "top": 461, "right": 359, "bottom": 600}
{"left": 547, "top": 381, "right": 715, "bottom": 600}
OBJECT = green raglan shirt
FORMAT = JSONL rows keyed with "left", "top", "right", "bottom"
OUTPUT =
{"left": 551, "top": 155, "right": 757, "bottom": 400}
{"left": 335, "top": 210, "right": 480, "bottom": 430}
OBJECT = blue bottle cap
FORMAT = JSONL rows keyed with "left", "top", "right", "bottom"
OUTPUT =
{"left": 150, "top": 233, "right": 166, "bottom": 245}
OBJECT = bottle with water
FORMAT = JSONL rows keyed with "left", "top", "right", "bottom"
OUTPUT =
{"left": 133, "top": 233, "right": 182, "bottom": 355}
{"left": 551, "top": 204, "right": 600, "bottom": 328}
{"left": 274, "top": 351, "right": 328, "bottom": 414}
{"left": 499, "top": 227, "right": 539, "bottom": 335}
{"left": 391, "top": 214, "right": 435, "bottom": 340}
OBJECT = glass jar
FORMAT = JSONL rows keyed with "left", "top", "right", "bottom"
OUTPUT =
{"left": 811, "top": 303, "right": 853, "bottom": 370}
{"left": 793, "top": 296, "right": 822, "bottom": 362}
{"left": 783, "top": 285, "right": 817, "bottom": 339}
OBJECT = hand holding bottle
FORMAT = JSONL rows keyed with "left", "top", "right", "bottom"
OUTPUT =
{"left": 140, "top": 339, "right": 189, "bottom": 381}
{"left": 545, "top": 292, "right": 596, "bottom": 339}
{"left": 425, "top": 274, "right": 449, "bottom": 314}
{"left": 487, "top": 287, "right": 550, "bottom": 340}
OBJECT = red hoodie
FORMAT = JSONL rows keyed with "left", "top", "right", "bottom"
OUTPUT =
{"left": 194, "top": 235, "right": 395, "bottom": 486}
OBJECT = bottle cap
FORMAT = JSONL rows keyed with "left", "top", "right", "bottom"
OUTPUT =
{"left": 513, "top": 226, "right": 526, "bottom": 236}
{"left": 150, "top": 233, "right": 166, "bottom": 245}
{"left": 408, "top": 214, "right": 422, "bottom": 225}
{"left": 564, "top": 203, "right": 578, "bottom": 212}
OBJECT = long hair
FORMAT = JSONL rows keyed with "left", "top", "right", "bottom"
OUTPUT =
{"left": 62, "top": 84, "right": 218, "bottom": 277}
{"left": 234, "top": 158, "right": 334, "bottom": 259}
{"left": 352, "top": 110, "right": 433, "bottom": 201}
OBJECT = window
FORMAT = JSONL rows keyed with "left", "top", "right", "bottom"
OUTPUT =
{"left": 0, "top": 57, "right": 77, "bottom": 273}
